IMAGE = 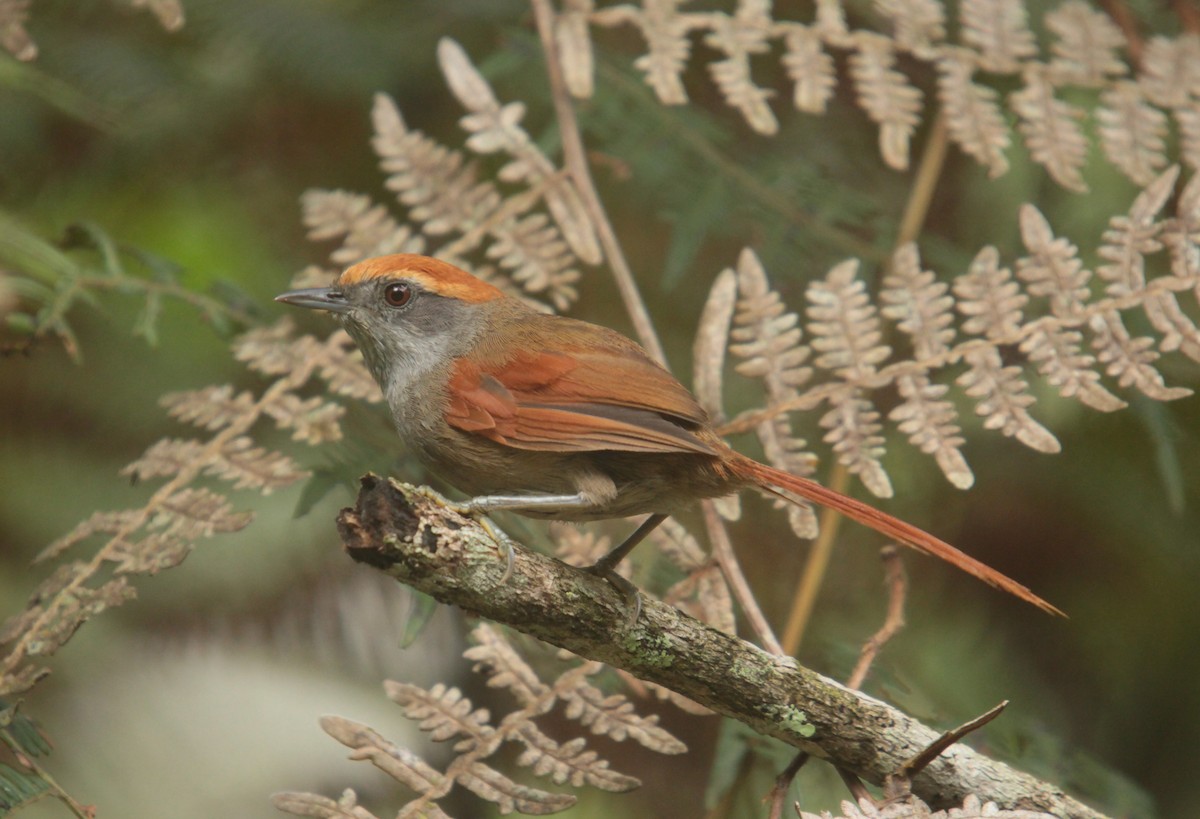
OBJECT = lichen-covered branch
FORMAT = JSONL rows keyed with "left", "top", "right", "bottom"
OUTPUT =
{"left": 335, "top": 475, "right": 1108, "bottom": 819}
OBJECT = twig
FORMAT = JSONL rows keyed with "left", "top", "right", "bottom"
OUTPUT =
{"left": 338, "top": 475, "right": 1110, "bottom": 819}
{"left": 897, "top": 701, "right": 1010, "bottom": 784}
{"left": 767, "top": 753, "right": 809, "bottom": 819}
{"left": 846, "top": 545, "right": 908, "bottom": 690}
{"left": 781, "top": 465, "right": 850, "bottom": 654}
{"left": 530, "top": 0, "right": 667, "bottom": 366}
{"left": 701, "top": 500, "right": 784, "bottom": 655}
{"left": 1099, "top": 0, "right": 1143, "bottom": 65}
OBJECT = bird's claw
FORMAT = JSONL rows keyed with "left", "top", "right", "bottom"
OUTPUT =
{"left": 412, "top": 486, "right": 514, "bottom": 584}
{"left": 584, "top": 558, "right": 643, "bottom": 626}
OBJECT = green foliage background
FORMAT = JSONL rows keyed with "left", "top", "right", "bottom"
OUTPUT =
{"left": 1, "top": 2, "right": 1198, "bottom": 817}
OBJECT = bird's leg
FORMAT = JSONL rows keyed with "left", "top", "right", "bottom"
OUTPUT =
{"left": 583, "top": 513, "right": 669, "bottom": 624}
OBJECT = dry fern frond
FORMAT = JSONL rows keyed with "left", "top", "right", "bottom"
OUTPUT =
{"left": 1010, "top": 65, "right": 1089, "bottom": 193}
{"left": 368, "top": 92, "right": 582, "bottom": 310}
{"left": 272, "top": 788, "right": 383, "bottom": 819}
{"left": 557, "top": 0, "right": 596, "bottom": 98}
{"left": 848, "top": 32, "right": 923, "bottom": 171}
{"left": 730, "top": 248, "right": 818, "bottom": 532}
{"left": 1045, "top": 0, "right": 1127, "bottom": 87}
{"left": 1097, "top": 81, "right": 1169, "bottom": 187}
{"left": 0, "top": 0, "right": 34, "bottom": 60}
{"left": 936, "top": 47, "right": 1010, "bottom": 178}
{"left": 873, "top": 0, "right": 945, "bottom": 59}
{"left": 959, "top": 0, "right": 1037, "bottom": 74}
{"left": 703, "top": 3, "right": 778, "bottom": 135}
{"left": 820, "top": 392, "right": 893, "bottom": 497}
{"left": 953, "top": 246, "right": 1027, "bottom": 341}
{"left": 590, "top": 0, "right": 696, "bottom": 105}
{"left": 301, "top": 189, "right": 426, "bottom": 266}
{"left": 438, "top": 38, "right": 602, "bottom": 266}
{"left": 1015, "top": 204, "right": 1091, "bottom": 318}
{"left": 1138, "top": 35, "right": 1200, "bottom": 110}
{"left": 957, "top": 346, "right": 1059, "bottom": 453}
{"left": 693, "top": 267, "right": 738, "bottom": 419}
{"left": 779, "top": 24, "right": 836, "bottom": 114}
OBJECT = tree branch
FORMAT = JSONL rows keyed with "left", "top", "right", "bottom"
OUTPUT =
{"left": 336, "top": 475, "right": 1108, "bottom": 819}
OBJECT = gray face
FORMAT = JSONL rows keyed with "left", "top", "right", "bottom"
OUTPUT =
{"left": 276, "top": 277, "right": 480, "bottom": 396}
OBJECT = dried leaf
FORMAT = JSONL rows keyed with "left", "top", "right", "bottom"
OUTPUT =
{"left": 780, "top": 24, "right": 836, "bottom": 114}
{"left": 121, "top": 438, "right": 208, "bottom": 483}
{"left": 1138, "top": 34, "right": 1200, "bottom": 110}
{"left": 953, "top": 245, "right": 1027, "bottom": 341}
{"left": 1016, "top": 204, "right": 1091, "bottom": 317}
{"left": 0, "top": 0, "right": 36, "bottom": 61}
{"left": 796, "top": 791, "right": 1057, "bottom": 819}
{"left": 557, "top": 0, "right": 595, "bottom": 98}
{"left": 881, "top": 243, "right": 955, "bottom": 360}
{"left": 513, "top": 723, "right": 640, "bottom": 791}
{"left": 1010, "top": 65, "right": 1089, "bottom": 193}
{"left": 890, "top": 372, "right": 972, "bottom": 488}
{"left": 439, "top": 38, "right": 602, "bottom": 265}
{"left": 693, "top": 267, "right": 737, "bottom": 419}
{"left": 316, "top": 330, "right": 383, "bottom": 402}
{"left": 263, "top": 392, "right": 346, "bottom": 444}
{"left": 849, "top": 32, "right": 923, "bottom": 171}
{"left": 1019, "top": 323, "right": 1125, "bottom": 411}
{"left": 233, "top": 321, "right": 321, "bottom": 379}
{"left": 1089, "top": 311, "right": 1192, "bottom": 401}
{"left": 453, "top": 756, "right": 576, "bottom": 814}
{"left": 386, "top": 682, "right": 495, "bottom": 752}
{"left": 873, "top": 0, "right": 945, "bottom": 58}
{"left": 807, "top": 259, "right": 891, "bottom": 380}
{"left": 957, "top": 346, "right": 1059, "bottom": 453}
{"left": 559, "top": 674, "right": 687, "bottom": 753}
{"left": 301, "top": 189, "right": 426, "bottom": 266}
{"left": 703, "top": 4, "right": 778, "bottom": 135}
{"left": 592, "top": 0, "right": 693, "bottom": 104}
{"left": 36, "top": 509, "right": 142, "bottom": 563}
{"left": 464, "top": 624, "right": 549, "bottom": 706}
{"left": 320, "top": 716, "right": 450, "bottom": 798}
{"left": 271, "top": 788, "right": 384, "bottom": 819}
{"left": 160, "top": 385, "right": 255, "bottom": 431}
{"left": 936, "top": 47, "right": 1010, "bottom": 177}
{"left": 209, "top": 436, "right": 308, "bottom": 494}
{"left": 959, "top": 0, "right": 1036, "bottom": 73}
{"left": 1097, "top": 82, "right": 1168, "bottom": 187}
{"left": 1045, "top": 0, "right": 1127, "bottom": 86}
{"left": 821, "top": 392, "right": 892, "bottom": 497}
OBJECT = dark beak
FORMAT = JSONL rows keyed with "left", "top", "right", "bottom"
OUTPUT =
{"left": 275, "top": 287, "right": 352, "bottom": 314}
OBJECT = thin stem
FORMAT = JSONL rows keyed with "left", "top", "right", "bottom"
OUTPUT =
{"left": 701, "top": 500, "right": 783, "bottom": 655}
{"left": 846, "top": 545, "right": 908, "bottom": 690}
{"left": 530, "top": 0, "right": 667, "bottom": 365}
{"left": 780, "top": 465, "right": 850, "bottom": 655}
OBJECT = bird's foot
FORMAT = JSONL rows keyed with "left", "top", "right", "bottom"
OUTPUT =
{"left": 412, "top": 486, "right": 515, "bottom": 584}
{"left": 583, "top": 557, "right": 642, "bottom": 626}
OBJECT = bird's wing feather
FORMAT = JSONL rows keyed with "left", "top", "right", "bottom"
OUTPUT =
{"left": 446, "top": 345, "right": 716, "bottom": 455}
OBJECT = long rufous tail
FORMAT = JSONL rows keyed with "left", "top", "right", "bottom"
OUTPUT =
{"left": 727, "top": 456, "right": 1064, "bottom": 616}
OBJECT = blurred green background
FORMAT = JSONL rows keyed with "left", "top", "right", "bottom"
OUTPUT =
{"left": 2, "top": 2, "right": 1198, "bottom": 818}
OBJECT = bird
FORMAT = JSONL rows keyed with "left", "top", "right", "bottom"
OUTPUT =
{"left": 277, "top": 254, "right": 1062, "bottom": 617}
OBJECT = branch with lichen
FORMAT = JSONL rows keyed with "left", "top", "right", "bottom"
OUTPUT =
{"left": 326, "top": 474, "right": 1109, "bottom": 819}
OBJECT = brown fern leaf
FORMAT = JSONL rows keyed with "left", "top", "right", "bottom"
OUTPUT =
{"left": 450, "top": 755, "right": 576, "bottom": 814}
{"left": 121, "top": 438, "right": 208, "bottom": 483}
{"left": 873, "top": 0, "right": 945, "bottom": 59}
{"left": 301, "top": 189, "right": 426, "bottom": 266}
{"left": 703, "top": 4, "right": 778, "bottom": 135}
{"left": 730, "top": 248, "right": 818, "bottom": 534}
{"left": 1045, "top": 0, "right": 1128, "bottom": 87}
{"left": 207, "top": 436, "right": 308, "bottom": 494}
{"left": 272, "top": 788, "right": 385, "bottom": 819}
{"left": 34, "top": 510, "right": 143, "bottom": 564}
{"left": 820, "top": 392, "right": 893, "bottom": 497}
{"left": 953, "top": 245, "right": 1027, "bottom": 340}
{"left": 591, "top": 0, "right": 694, "bottom": 104}
{"left": 936, "top": 47, "right": 1010, "bottom": 178}
{"left": 0, "top": 0, "right": 35, "bottom": 60}
{"left": 512, "top": 724, "right": 640, "bottom": 791}
{"left": 232, "top": 321, "right": 321, "bottom": 378}
{"left": 1016, "top": 204, "right": 1091, "bottom": 318}
{"left": 1097, "top": 81, "right": 1169, "bottom": 187}
{"left": 315, "top": 330, "right": 383, "bottom": 402}
{"left": 1088, "top": 310, "right": 1191, "bottom": 401}
{"left": 1019, "top": 324, "right": 1125, "bottom": 412}
{"left": 881, "top": 243, "right": 955, "bottom": 360}
{"left": 807, "top": 259, "right": 891, "bottom": 381}
{"left": 262, "top": 392, "right": 345, "bottom": 445}
{"left": 959, "top": 0, "right": 1036, "bottom": 74}
{"left": 779, "top": 24, "right": 836, "bottom": 114}
{"left": 1138, "top": 35, "right": 1200, "bottom": 110}
{"left": 556, "top": 0, "right": 595, "bottom": 98}
{"left": 557, "top": 667, "right": 687, "bottom": 752}
{"left": 1177, "top": 105, "right": 1200, "bottom": 174}
{"left": 386, "top": 682, "right": 496, "bottom": 752}
{"left": 797, "top": 792, "right": 1057, "bottom": 819}
{"left": 464, "top": 623, "right": 550, "bottom": 706}
{"left": 160, "top": 385, "right": 255, "bottom": 431}
{"left": 693, "top": 267, "right": 737, "bottom": 419}
{"left": 849, "top": 31, "right": 923, "bottom": 171}
{"left": 957, "top": 346, "right": 1059, "bottom": 453}
{"left": 890, "top": 372, "right": 972, "bottom": 488}
{"left": 653, "top": 519, "right": 735, "bottom": 635}
{"left": 438, "top": 38, "right": 601, "bottom": 265}
{"left": 319, "top": 716, "right": 455, "bottom": 806}
{"left": 1010, "top": 65, "right": 1089, "bottom": 193}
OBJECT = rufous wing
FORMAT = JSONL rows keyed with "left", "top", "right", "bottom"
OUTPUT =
{"left": 446, "top": 348, "right": 717, "bottom": 456}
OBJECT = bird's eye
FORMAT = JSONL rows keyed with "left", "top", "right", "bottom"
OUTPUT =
{"left": 383, "top": 282, "right": 412, "bottom": 307}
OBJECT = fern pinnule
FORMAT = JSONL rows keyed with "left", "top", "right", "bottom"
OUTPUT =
{"left": 959, "top": 0, "right": 1037, "bottom": 75}
{"left": 848, "top": 31, "right": 923, "bottom": 171}
{"left": 591, "top": 0, "right": 694, "bottom": 105}
{"left": 1016, "top": 204, "right": 1091, "bottom": 318}
{"left": 438, "top": 38, "right": 601, "bottom": 266}
{"left": 882, "top": 244, "right": 955, "bottom": 360}
{"left": 953, "top": 246, "right": 1027, "bottom": 341}
{"left": 820, "top": 393, "right": 892, "bottom": 497}
{"left": 956, "top": 346, "right": 1059, "bottom": 453}
{"left": 779, "top": 24, "right": 836, "bottom": 114}
{"left": 873, "top": 0, "right": 945, "bottom": 60}
{"left": 1019, "top": 324, "right": 1124, "bottom": 412}
{"left": 301, "top": 189, "right": 426, "bottom": 266}
{"left": 693, "top": 267, "right": 738, "bottom": 419}
{"left": 1138, "top": 35, "right": 1200, "bottom": 111}
{"left": 936, "top": 47, "right": 1011, "bottom": 178}
{"left": 891, "top": 373, "right": 972, "bottom": 489}
{"left": 386, "top": 682, "right": 495, "bottom": 751}
{"left": 1045, "top": 0, "right": 1128, "bottom": 87}
{"left": 1097, "top": 82, "right": 1169, "bottom": 187}
{"left": 556, "top": 0, "right": 595, "bottom": 98}
{"left": 703, "top": 2, "right": 778, "bottom": 136}
{"left": 1010, "top": 65, "right": 1089, "bottom": 193}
